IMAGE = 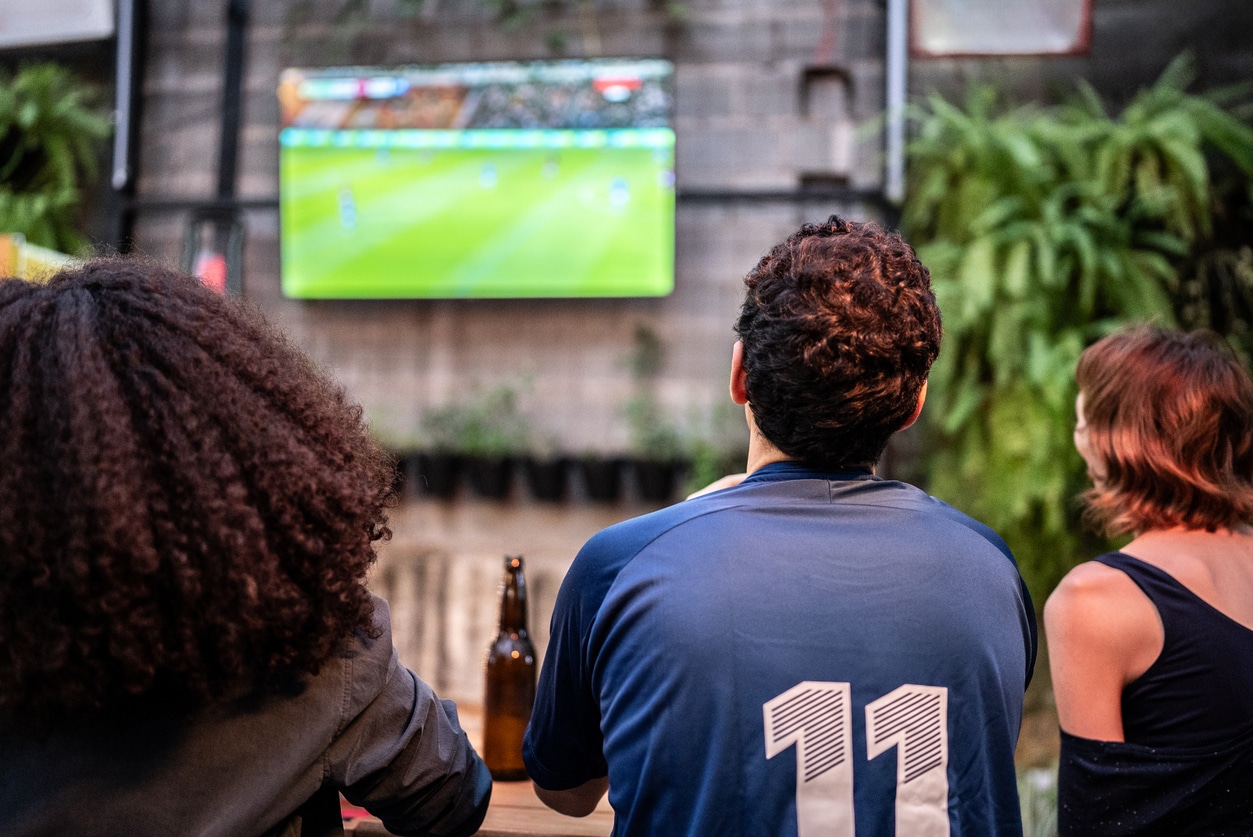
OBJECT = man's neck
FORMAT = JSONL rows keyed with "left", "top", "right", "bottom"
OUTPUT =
{"left": 742, "top": 410, "right": 877, "bottom": 477}
{"left": 744, "top": 409, "right": 794, "bottom": 475}
{"left": 745, "top": 439, "right": 793, "bottom": 475}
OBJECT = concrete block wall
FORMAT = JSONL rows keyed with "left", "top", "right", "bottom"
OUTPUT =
{"left": 133, "top": 0, "right": 889, "bottom": 455}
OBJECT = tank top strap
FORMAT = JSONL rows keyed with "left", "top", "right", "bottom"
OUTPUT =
{"left": 1093, "top": 550, "right": 1253, "bottom": 749}
{"left": 1091, "top": 551, "right": 1198, "bottom": 614}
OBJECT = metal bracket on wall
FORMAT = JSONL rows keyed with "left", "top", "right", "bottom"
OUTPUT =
{"left": 799, "top": 64, "right": 853, "bottom": 118}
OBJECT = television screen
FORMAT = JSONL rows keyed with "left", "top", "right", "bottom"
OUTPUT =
{"left": 278, "top": 59, "right": 676, "bottom": 299}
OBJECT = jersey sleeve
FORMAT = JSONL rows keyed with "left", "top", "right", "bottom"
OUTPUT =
{"left": 523, "top": 529, "right": 626, "bottom": 790}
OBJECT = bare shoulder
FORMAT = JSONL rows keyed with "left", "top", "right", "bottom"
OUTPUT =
{"left": 1045, "top": 561, "right": 1157, "bottom": 642}
{"left": 1045, "top": 560, "right": 1164, "bottom": 739}
{"left": 1045, "top": 560, "right": 1163, "bottom": 683}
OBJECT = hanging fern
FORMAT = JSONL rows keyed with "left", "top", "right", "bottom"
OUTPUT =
{"left": 0, "top": 63, "right": 112, "bottom": 255}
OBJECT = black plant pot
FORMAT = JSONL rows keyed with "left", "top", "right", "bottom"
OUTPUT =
{"left": 390, "top": 454, "right": 411, "bottom": 497}
{"left": 633, "top": 458, "right": 683, "bottom": 504}
{"left": 579, "top": 457, "right": 624, "bottom": 503}
{"left": 466, "top": 455, "right": 515, "bottom": 500}
{"left": 412, "top": 452, "right": 462, "bottom": 500}
{"left": 523, "top": 456, "right": 570, "bottom": 502}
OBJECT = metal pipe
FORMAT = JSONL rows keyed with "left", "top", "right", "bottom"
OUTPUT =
{"left": 885, "top": 0, "right": 908, "bottom": 205}
{"left": 110, "top": 0, "right": 135, "bottom": 192}
{"left": 218, "top": 0, "right": 249, "bottom": 200}
{"left": 109, "top": 0, "right": 145, "bottom": 251}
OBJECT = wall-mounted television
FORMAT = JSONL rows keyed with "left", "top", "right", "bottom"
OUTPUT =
{"left": 278, "top": 58, "right": 676, "bottom": 299}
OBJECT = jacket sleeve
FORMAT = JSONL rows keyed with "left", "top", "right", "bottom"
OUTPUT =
{"left": 326, "top": 599, "right": 492, "bottom": 837}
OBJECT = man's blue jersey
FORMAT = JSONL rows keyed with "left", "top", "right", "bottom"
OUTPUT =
{"left": 524, "top": 462, "right": 1037, "bottom": 836}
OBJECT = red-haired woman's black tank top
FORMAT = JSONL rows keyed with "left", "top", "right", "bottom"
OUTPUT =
{"left": 1096, "top": 550, "right": 1253, "bottom": 747}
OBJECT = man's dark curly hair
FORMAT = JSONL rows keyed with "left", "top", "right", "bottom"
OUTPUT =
{"left": 735, "top": 216, "right": 941, "bottom": 468}
{"left": 0, "top": 258, "right": 397, "bottom": 720}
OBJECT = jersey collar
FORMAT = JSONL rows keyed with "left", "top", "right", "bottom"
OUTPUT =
{"left": 743, "top": 460, "right": 876, "bottom": 484}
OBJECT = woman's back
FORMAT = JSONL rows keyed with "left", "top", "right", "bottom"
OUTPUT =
{"left": 1097, "top": 536, "right": 1253, "bottom": 746}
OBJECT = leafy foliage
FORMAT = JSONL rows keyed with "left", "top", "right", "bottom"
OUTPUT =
{"left": 421, "top": 386, "right": 531, "bottom": 458}
{"left": 624, "top": 324, "right": 688, "bottom": 462}
{"left": 0, "top": 63, "right": 111, "bottom": 255}
{"left": 904, "top": 56, "right": 1253, "bottom": 602}
{"left": 682, "top": 401, "right": 748, "bottom": 496}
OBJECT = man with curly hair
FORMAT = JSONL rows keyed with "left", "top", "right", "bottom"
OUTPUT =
{"left": 0, "top": 259, "right": 490, "bottom": 836}
{"left": 524, "top": 216, "right": 1037, "bottom": 836}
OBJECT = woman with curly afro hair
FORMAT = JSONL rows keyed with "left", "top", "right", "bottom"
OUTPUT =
{"left": 0, "top": 258, "right": 490, "bottom": 836}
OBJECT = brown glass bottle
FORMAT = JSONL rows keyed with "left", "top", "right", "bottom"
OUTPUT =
{"left": 483, "top": 554, "right": 537, "bottom": 781}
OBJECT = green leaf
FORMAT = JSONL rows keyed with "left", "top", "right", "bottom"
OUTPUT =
{"left": 958, "top": 236, "right": 998, "bottom": 319}
{"left": 1002, "top": 237, "right": 1032, "bottom": 299}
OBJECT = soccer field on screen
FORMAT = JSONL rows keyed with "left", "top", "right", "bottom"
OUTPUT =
{"left": 280, "top": 143, "right": 675, "bottom": 299}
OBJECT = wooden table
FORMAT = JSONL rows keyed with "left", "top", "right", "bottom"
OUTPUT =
{"left": 342, "top": 780, "right": 613, "bottom": 836}
{"left": 341, "top": 705, "right": 613, "bottom": 836}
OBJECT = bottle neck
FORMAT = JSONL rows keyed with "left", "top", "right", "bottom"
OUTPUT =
{"left": 499, "top": 557, "right": 528, "bottom": 635}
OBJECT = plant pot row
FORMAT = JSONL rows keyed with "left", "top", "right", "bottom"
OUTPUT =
{"left": 395, "top": 452, "right": 688, "bottom": 505}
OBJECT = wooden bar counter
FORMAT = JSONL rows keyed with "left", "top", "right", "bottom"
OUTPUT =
{"left": 343, "top": 780, "right": 613, "bottom": 836}
{"left": 341, "top": 705, "right": 613, "bottom": 837}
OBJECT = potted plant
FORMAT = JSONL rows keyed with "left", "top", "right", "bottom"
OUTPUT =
{"left": 363, "top": 410, "right": 426, "bottom": 501}
{"left": 682, "top": 402, "right": 750, "bottom": 498}
{"left": 903, "top": 54, "right": 1253, "bottom": 601}
{"left": 522, "top": 436, "right": 570, "bottom": 503}
{"left": 0, "top": 63, "right": 111, "bottom": 255}
{"left": 625, "top": 393, "right": 688, "bottom": 503}
{"left": 427, "top": 386, "right": 530, "bottom": 501}
{"left": 413, "top": 407, "right": 465, "bottom": 500}
{"left": 577, "top": 451, "right": 625, "bottom": 503}
{"left": 621, "top": 324, "right": 689, "bottom": 503}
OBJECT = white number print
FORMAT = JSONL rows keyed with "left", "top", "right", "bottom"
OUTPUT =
{"left": 866, "top": 685, "right": 949, "bottom": 837}
{"left": 763, "top": 682, "right": 855, "bottom": 837}
{"left": 764, "top": 682, "right": 950, "bottom": 837}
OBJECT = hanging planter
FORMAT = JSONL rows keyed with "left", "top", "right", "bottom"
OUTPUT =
{"left": 579, "top": 455, "right": 624, "bottom": 503}
{"left": 523, "top": 454, "right": 570, "bottom": 503}
{"left": 633, "top": 458, "right": 685, "bottom": 504}
{"left": 420, "top": 386, "right": 530, "bottom": 503}
{"left": 465, "top": 455, "right": 515, "bottom": 500}
{"left": 410, "top": 451, "right": 462, "bottom": 499}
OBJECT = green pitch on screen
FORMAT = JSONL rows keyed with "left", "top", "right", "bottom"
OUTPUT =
{"left": 280, "top": 143, "right": 675, "bottom": 299}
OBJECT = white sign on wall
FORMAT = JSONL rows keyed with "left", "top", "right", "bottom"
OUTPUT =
{"left": 0, "top": 0, "right": 114, "bottom": 49}
{"left": 911, "top": 0, "right": 1091, "bottom": 57}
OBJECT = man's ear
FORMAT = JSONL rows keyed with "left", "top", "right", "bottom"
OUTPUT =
{"left": 899, "top": 380, "right": 928, "bottom": 430}
{"left": 730, "top": 341, "right": 749, "bottom": 405}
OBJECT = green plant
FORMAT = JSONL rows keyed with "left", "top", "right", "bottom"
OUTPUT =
{"left": 420, "top": 385, "right": 530, "bottom": 459}
{"left": 904, "top": 55, "right": 1253, "bottom": 602}
{"left": 682, "top": 402, "right": 749, "bottom": 496}
{"left": 0, "top": 63, "right": 111, "bottom": 255}
{"left": 625, "top": 394, "right": 686, "bottom": 462}
{"left": 624, "top": 324, "right": 689, "bottom": 463}
{"left": 1018, "top": 766, "right": 1058, "bottom": 837}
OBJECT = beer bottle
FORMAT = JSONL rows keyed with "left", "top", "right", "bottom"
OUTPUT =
{"left": 483, "top": 554, "right": 537, "bottom": 781}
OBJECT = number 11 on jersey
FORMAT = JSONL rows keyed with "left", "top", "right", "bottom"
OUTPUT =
{"left": 764, "top": 682, "right": 856, "bottom": 837}
{"left": 765, "top": 682, "right": 950, "bottom": 837}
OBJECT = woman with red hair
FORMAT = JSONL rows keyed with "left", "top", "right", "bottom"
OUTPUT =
{"left": 1045, "top": 325, "right": 1253, "bottom": 834}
